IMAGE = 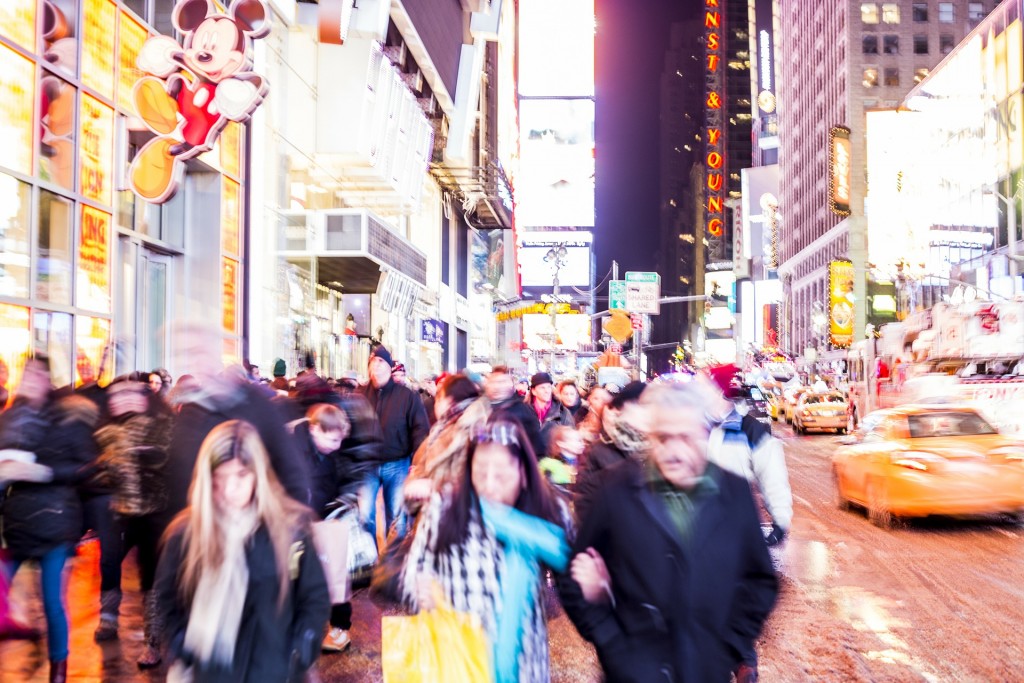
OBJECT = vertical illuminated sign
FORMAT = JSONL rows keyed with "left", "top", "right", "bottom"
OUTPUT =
{"left": 829, "top": 125, "right": 852, "bottom": 215}
{"left": 79, "top": 94, "right": 114, "bottom": 206}
{"left": 78, "top": 205, "right": 111, "bottom": 313}
{"left": 829, "top": 259, "right": 855, "bottom": 347}
{"left": 705, "top": 0, "right": 725, "bottom": 243}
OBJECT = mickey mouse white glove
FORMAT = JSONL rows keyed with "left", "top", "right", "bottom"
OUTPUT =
{"left": 136, "top": 36, "right": 182, "bottom": 78}
{"left": 214, "top": 78, "right": 263, "bottom": 121}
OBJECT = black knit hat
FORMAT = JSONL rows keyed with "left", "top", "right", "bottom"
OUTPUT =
{"left": 530, "top": 372, "right": 554, "bottom": 388}
{"left": 369, "top": 345, "right": 394, "bottom": 368}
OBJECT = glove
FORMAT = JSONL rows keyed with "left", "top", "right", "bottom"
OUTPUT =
{"left": 735, "top": 663, "right": 758, "bottom": 683}
{"left": 764, "top": 523, "right": 786, "bottom": 547}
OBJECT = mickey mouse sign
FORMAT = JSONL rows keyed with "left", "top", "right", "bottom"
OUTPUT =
{"left": 129, "top": 0, "right": 270, "bottom": 203}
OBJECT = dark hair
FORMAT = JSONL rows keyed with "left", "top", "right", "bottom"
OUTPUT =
{"left": 438, "top": 374, "right": 480, "bottom": 405}
{"left": 434, "top": 418, "right": 562, "bottom": 555}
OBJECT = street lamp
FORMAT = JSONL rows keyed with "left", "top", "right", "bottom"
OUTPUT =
{"left": 543, "top": 244, "right": 569, "bottom": 369}
{"left": 984, "top": 179, "right": 1023, "bottom": 295}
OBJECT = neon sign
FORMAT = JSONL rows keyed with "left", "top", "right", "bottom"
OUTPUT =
{"left": 705, "top": 0, "right": 724, "bottom": 238}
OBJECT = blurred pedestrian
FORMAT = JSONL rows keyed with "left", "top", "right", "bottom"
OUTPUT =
{"left": 484, "top": 366, "right": 544, "bottom": 457}
{"left": 92, "top": 378, "right": 175, "bottom": 667}
{"left": 557, "top": 379, "right": 589, "bottom": 425}
{"left": 526, "top": 373, "right": 575, "bottom": 455}
{"left": 577, "top": 385, "right": 612, "bottom": 443}
{"left": 539, "top": 424, "right": 583, "bottom": 490}
{"left": 419, "top": 375, "right": 438, "bottom": 426}
{"left": 391, "top": 362, "right": 408, "bottom": 386}
{"left": 359, "top": 345, "right": 429, "bottom": 543}
{"left": 0, "top": 356, "right": 100, "bottom": 683}
{"left": 400, "top": 420, "right": 571, "bottom": 683}
{"left": 270, "top": 358, "right": 289, "bottom": 394}
{"left": 155, "top": 420, "right": 329, "bottom": 682}
{"left": 559, "top": 382, "right": 778, "bottom": 683}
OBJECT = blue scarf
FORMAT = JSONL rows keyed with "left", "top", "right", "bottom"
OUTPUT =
{"left": 479, "top": 499, "right": 569, "bottom": 683}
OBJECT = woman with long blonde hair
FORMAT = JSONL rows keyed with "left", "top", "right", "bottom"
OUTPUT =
{"left": 154, "top": 420, "right": 329, "bottom": 682}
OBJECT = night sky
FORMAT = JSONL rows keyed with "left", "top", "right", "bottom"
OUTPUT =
{"left": 594, "top": 0, "right": 697, "bottom": 279}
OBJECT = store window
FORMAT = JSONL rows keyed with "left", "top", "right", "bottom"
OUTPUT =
{"left": 938, "top": 3, "right": 954, "bottom": 22}
{"left": 912, "top": 3, "right": 929, "bottom": 21}
{"left": 883, "top": 35, "right": 900, "bottom": 54}
{"left": 884, "top": 68, "right": 900, "bottom": 86}
{"left": 940, "top": 34, "right": 955, "bottom": 53}
{"left": 863, "top": 67, "right": 880, "bottom": 88}
{"left": 1, "top": 0, "right": 38, "bottom": 52}
{"left": 862, "top": 3, "right": 880, "bottom": 24}
{"left": 152, "top": 0, "right": 176, "bottom": 36}
{"left": 42, "top": 0, "right": 80, "bottom": 79}
{"left": 33, "top": 310, "right": 73, "bottom": 388}
{"left": 79, "top": 94, "right": 114, "bottom": 206}
{"left": 37, "top": 190, "right": 74, "bottom": 304}
{"left": 914, "top": 68, "right": 930, "bottom": 84}
{"left": 141, "top": 251, "right": 169, "bottom": 371}
{"left": 122, "top": 0, "right": 145, "bottom": 20}
{"left": 968, "top": 3, "right": 985, "bottom": 22}
{"left": 0, "top": 303, "right": 31, "bottom": 407}
{"left": 81, "top": 0, "right": 117, "bottom": 101}
{"left": 881, "top": 3, "right": 900, "bottom": 23}
{"left": 0, "top": 45, "right": 36, "bottom": 177}
{"left": 39, "top": 74, "right": 77, "bottom": 192}
{"left": 0, "top": 175, "right": 32, "bottom": 299}
{"left": 914, "top": 35, "right": 929, "bottom": 54}
{"left": 75, "top": 315, "right": 112, "bottom": 385}
{"left": 77, "top": 205, "right": 111, "bottom": 313}
{"left": 863, "top": 35, "right": 879, "bottom": 54}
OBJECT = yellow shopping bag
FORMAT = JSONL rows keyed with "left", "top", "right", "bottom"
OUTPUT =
{"left": 381, "top": 599, "right": 492, "bottom": 683}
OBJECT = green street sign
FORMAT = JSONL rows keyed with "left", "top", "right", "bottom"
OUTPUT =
{"left": 609, "top": 280, "right": 627, "bottom": 309}
{"left": 625, "top": 271, "right": 659, "bottom": 283}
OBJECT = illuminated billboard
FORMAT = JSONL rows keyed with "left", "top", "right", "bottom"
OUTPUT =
{"left": 829, "top": 260, "right": 855, "bottom": 348}
{"left": 517, "top": 231, "right": 593, "bottom": 289}
{"left": 518, "top": 0, "right": 594, "bottom": 97}
{"left": 516, "top": 99, "right": 595, "bottom": 228}
{"left": 829, "top": 126, "right": 851, "bottom": 216}
{"left": 522, "top": 313, "right": 590, "bottom": 351}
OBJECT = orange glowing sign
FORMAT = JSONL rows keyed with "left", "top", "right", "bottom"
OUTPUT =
{"left": 79, "top": 94, "right": 114, "bottom": 205}
{"left": 222, "top": 257, "right": 239, "bottom": 334}
{"left": 829, "top": 125, "right": 852, "bottom": 215}
{"left": 82, "top": 0, "right": 118, "bottom": 100}
{"left": 118, "top": 11, "right": 148, "bottom": 112}
{"left": 220, "top": 121, "right": 242, "bottom": 178}
{"left": 0, "top": 303, "right": 31, "bottom": 409}
{"left": 704, "top": 0, "right": 724, "bottom": 240}
{"left": 0, "top": 0, "right": 36, "bottom": 52}
{"left": 0, "top": 45, "right": 35, "bottom": 177}
{"left": 78, "top": 206, "right": 111, "bottom": 313}
{"left": 75, "top": 316, "right": 113, "bottom": 386}
{"left": 829, "top": 260, "right": 855, "bottom": 347}
{"left": 222, "top": 177, "right": 240, "bottom": 255}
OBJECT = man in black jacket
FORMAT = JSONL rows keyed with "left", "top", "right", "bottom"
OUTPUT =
{"left": 359, "top": 345, "right": 429, "bottom": 542}
{"left": 559, "top": 382, "right": 778, "bottom": 683}
{"left": 484, "top": 366, "right": 544, "bottom": 458}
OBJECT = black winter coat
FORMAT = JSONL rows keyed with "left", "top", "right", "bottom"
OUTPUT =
{"left": 360, "top": 379, "right": 429, "bottom": 463}
{"left": 558, "top": 461, "right": 778, "bottom": 683}
{"left": 155, "top": 524, "right": 330, "bottom": 683}
{"left": 163, "top": 383, "right": 309, "bottom": 526}
{"left": 573, "top": 436, "right": 630, "bottom": 522}
{"left": 0, "top": 396, "right": 98, "bottom": 558}
{"left": 291, "top": 420, "right": 371, "bottom": 517}
{"left": 490, "top": 396, "right": 545, "bottom": 459}
{"left": 531, "top": 399, "right": 577, "bottom": 456}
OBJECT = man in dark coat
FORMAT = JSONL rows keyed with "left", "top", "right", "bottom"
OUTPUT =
{"left": 525, "top": 372, "right": 576, "bottom": 455}
{"left": 559, "top": 382, "right": 777, "bottom": 683}
{"left": 484, "top": 366, "right": 544, "bottom": 458}
{"left": 358, "top": 345, "right": 429, "bottom": 542}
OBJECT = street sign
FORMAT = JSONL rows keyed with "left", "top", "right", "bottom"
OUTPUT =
{"left": 625, "top": 271, "right": 661, "bottom": 314}
{"left": 609, "top": 280, "right": 627, "bottom": 310}
{"left": 603, "top": 310, "right": 634, "bottom": 343}
{"left": 630, "top": 313, "right": 643, "bottom": 330}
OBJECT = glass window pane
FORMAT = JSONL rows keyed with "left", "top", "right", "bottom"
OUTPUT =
{"left": 79, "top": 94, "right": 114, "bottom": 206}
{"left": 152, "top": 0, "right": 175, "bottom": 36}
{"left": 914, "top": 35, "right": 929, "bottom": 54}
{"left": 882, "top": 3, "right": 900, "bottom": 23}
{"left": 36, "top": 190, "right": 74, "bottom": 304}
{"left": 939, "top": 3, "right": 955, "bottom": 22}
{"left": 39, "top": 75, "right": 77, "bottom": 191}
{"left": 144, "top": 257, "right": 167, "bottom": 370}
{"left": 884, "top": 68, "right": 900, "bottom": 86}
{"left": 0, "top": 45, "right": 36, "bottom": 177}
{"left": 81, "top": 0, "right": 117, "bottom": 100}
{"left": 863, "top": 68, "right": 879, "bottom": 87}
{"left": 0, "top": 174, "right": 32, "bottom": 299}
{"left": 75, "top": 315, "right": 112, "bottom": 385}
{"left": 883, "top": 35, "right": 900, "bottom": 54}
{"left": 863, "top": 35, "right": 879, "bottom": 54}
{"left": 862, "top": 3, "right": 880, "bottom": 24}
{"left": 33, "top": 310, "right": 73, "bottom": 388}
{"left": 118, "top": 11, "right": 147, "bottom": 112}
{"left": 0, "top": 0, "right": 38, "bottom": 52}
{"left": 914, "top": 67, "right": 930, "bottom": 83}
{"left": 968, "top": 3, "right": 985, "bottom": 21}
{"left": 0, "top": 303, "right": 32, "bottom": 408}
{"left": 940, "top": 34, "right": 956, "bottom": 53}
{"left": 44, "top": 0, "right": 81, "bottom": 80}
{"left": 77, "top": 205, "right": 111, "bottom": 313}
{"left": 913, "top": 3, "right": 929, "bottom": 21}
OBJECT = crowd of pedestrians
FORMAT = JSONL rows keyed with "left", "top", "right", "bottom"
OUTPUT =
{"left": 0, "top": 327, "right": 792, "bottom": 683}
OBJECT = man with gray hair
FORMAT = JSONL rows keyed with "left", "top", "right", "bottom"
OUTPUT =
{"left": 559, "top": 381, "right": 778, "bottom": 683}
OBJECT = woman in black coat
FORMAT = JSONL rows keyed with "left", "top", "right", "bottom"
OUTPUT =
{"left": 155, "top": 420, "right": 329, "bottom": 683}
{"left": 0, "top": 357, "right": 99, "bottom": 683}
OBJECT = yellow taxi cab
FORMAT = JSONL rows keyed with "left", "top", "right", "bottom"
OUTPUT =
{"left": 832, "top": 405, "right": 1024, "bottom": 528}
{"left": 782, "top": 387, "right": 807, "bottom": 424}
{"left": 792, "top": 392, "right": 848, "bottom": 434}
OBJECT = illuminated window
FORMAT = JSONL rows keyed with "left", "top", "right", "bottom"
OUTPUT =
{"left": 912, "top": 3, "right": 929, "bottom": 21}
{"left": 883, "top": 35, "right": 900, "bottom": 54}
{"left": 37, "top": 190, "right": 73, "bottom": 305}
{"left": 861, "top": 3, "right": 880, "bottom": 24}
{"left": 863, "top": 35, "right": 879, "bottom": 54}
{"left": 0, "top": 174, "right": 31, "bottom": 298}
{"left": 914, "top": 67, "right": 930, "bottom": 83}
{"left": 940, "top": 34, "right": 955, "bottom": 53}
{"left": 863, "top": 67, "right": 879, "bottom": 87}
{"left": 38, "top": 74, "right": 77, "bottom": 192}
{"left": 968, "top": 3, "right": 985, "bottom": 22}
{"left": 881, "top": 3, "right": 900, "bottom": 23}
{"left": 938, "top": 3, "right": 954, "bottom": 22}
{"left": 914, "top": 35, "right": 929, "bottom": 54}
{"left": 883, "top": 67, "right": 900, "bottom": 86}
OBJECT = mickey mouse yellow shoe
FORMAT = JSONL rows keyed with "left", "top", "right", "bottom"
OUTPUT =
{"left": 130, "top": 138, "right": 180, "bottom": 202}
{"left": 134, "top": 77, "right": 179, "bottom": 136}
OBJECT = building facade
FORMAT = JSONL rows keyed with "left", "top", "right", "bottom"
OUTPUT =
{"left": 777, "top": 0, "right": 994, "bottom": 356}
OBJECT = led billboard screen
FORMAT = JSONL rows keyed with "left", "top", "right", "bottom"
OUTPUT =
{"left": 517, "top": 231, "right": 593, "bottom": 289}
{"left": 518, "top": 0, "right": 594, "bottom": 97}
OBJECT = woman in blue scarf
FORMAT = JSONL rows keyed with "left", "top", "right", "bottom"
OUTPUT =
{"left": 400, "top": 419, "right": 571, "bottom": 683}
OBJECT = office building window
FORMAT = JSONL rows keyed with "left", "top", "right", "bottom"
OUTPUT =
{"left": 862, "top": 3, "right": 880, "bottom": 24}
{"left": 863, "top": 35, "right": 879, "bottom": 54}
{"left": 968, "top": 3, "right": 985, "bottom": 22}
{"left": 938, "top": 3, "right": 954, "bottom": 22}
{"left": 884, "top": 67, "right": 900, "bottom": 86}
{"left": 863, "top": 67, "right": 879, "bottom": 87}
{"left": 883, "top": 35, "right": 900, "bottom": 54}
{"left": 914, "top": 35, "right": 929, "bottom": 54}
{"left": 912, "top": 3, "right": 929, "bottom": 21}
{"left": 940, "top": 34, "right": 955, "bottom": 53}
{"left": 881, "top": 3, "right": 900, "bottom": 23}
{"left": 914, "top": 67, "right": 930, "bottom": 84}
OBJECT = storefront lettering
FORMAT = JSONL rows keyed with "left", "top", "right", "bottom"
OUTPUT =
{"left": 707, "top": 174, "right": 723, "bottom": 191}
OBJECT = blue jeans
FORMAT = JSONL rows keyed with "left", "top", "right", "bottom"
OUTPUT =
{"left": 5, "top": 545, "right": 71, "bottom": 661}
{"left": 360, "top": 457, "right": 411, "bottom": 545}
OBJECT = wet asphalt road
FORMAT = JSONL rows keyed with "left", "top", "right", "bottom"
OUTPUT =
{"left": 4, "top": 423, "right": 1024, "bottom": 681}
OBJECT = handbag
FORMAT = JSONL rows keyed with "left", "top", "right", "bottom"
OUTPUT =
{"left": 341, "top": 508, "right": 378, "bottom": 583}
{"left": 312, "top": 509, "right": 351, "bottom": 604}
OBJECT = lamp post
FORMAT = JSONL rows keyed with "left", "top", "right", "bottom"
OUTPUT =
{"left": 810, "top": 301, "right": 827, "bottom": 375}
{"left": 543, "top": 244, "right": 569, "bottom": 371}
{"left": 985, "top": 179, "right": 1023, "bottom": 296}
